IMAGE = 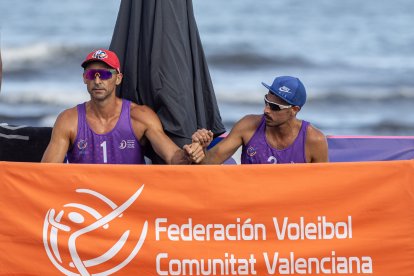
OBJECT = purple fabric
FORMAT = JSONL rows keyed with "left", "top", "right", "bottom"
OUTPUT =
{"left": 211, "top": 135, "right": 414, "bottom": 164}
{"left": 327, "top": 136, "right": 414, "bottom": 162}
{"left": 241, "top": 116, "right": 309, "bottom": 164}
{"left": 67, "top": 99, "right": 145, "bottom": 164}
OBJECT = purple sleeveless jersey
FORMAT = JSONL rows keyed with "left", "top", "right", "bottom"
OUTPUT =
{"left": 67, "top": 99, "right": 145, "bottom": 164}
{"left": 241, "top": 116, "right": 309, "bottom": 164}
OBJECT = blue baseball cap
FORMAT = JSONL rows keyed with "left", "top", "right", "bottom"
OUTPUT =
{"left": 262, "top": 76, "right": 307, "bottom": 107}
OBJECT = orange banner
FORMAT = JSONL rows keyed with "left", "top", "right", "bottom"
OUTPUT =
{"left": 0, "top": 161, "right": 413, "bottom": 275}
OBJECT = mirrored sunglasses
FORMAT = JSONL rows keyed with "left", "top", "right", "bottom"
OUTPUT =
{"left": 264, "top": 95, "right": 292, "bottom": 111}
{"left": 84, "top": 69, "right": 117, "bottom": 80}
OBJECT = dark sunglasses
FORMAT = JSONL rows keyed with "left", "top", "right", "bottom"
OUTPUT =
{"left": 84, "top": 69, "right": 117, "bottom": 80}
{"left": 264, "top": 95, "right": 292, "bottom": 111}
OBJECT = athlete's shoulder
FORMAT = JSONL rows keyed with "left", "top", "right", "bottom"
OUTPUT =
{"left": 130, "top": 102, "right": 156, "bottom": 117}
{"left": 238, "top": 114, "right": 262, "bottom": 124}
{"left": 131, "top": 102, "right": 154, "bottom": 114}
{"left": 228, "top": 114, "right": 262, "bottom": 143}
{"left": 235, "top": 114, "right": 262, "bottom": 130}
{"left": 306, "top": 122, "right": 327, "bottom": 145}
{"left": 304, "top": 122, "right": 329, "bottom": 162}
{"left": 50, "top": 106, "right": 78, "bottom": 143}
{"left": 129, "top": 102, "right": 161, "bottom": 130}
{"left": 55, "top": 106, "right": 78, "bottom": 125}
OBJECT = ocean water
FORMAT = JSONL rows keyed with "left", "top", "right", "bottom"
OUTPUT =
{"left": 1, "top": 0, "right": 414, "bottom": 135}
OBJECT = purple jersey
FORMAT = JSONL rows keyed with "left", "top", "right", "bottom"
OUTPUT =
{"left": 67, "top": 99, "right": 145, "bottom": 164}
{"left": 241, "top": 116, "right": 309, "bottom": 164}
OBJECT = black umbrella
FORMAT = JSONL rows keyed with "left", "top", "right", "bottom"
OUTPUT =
{"left": 110, "top": 0, "right": 225, "bottom": 162}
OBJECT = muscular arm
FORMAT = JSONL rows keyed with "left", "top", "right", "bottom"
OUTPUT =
{"left": 195, "top": 115, "right": 260, "bottom": 164}
{"left": 305, "top": 125, "right": 329, "bottom": 163}
{"left": 131, "top": 105, "right": 202, "bottom": 164}
{"left": 41, "top": 108, "right": 77, "bottom": 163}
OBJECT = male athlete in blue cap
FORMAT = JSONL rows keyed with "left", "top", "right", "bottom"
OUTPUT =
{"left": 193, "top": 76, "right": 328, "bottom": 164}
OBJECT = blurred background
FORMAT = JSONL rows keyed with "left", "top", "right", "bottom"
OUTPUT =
{"left": 1, "top": 0, "right": 414, "bottom": 135}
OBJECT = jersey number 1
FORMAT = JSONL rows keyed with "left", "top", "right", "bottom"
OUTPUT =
{"left": 100, "top": 141, "right": 108, "bottom": 163}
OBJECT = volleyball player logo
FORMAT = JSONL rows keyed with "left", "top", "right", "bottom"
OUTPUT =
{"left": 43, "top": 185, "right": 148, "bottom": 275}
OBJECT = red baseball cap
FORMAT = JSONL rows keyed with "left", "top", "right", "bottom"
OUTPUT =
{"left": 81, "top": 49, "right": 121, "bottom": 73}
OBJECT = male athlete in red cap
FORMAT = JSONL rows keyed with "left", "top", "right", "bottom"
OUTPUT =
{"left": 42, "top": 49, "right": 204, "bottom": 164}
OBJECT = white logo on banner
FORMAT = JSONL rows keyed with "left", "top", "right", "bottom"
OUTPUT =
{"left": 43, "top": 185, "right": 148, "bottom": 276}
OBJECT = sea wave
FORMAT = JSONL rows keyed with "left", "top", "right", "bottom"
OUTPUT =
{"left": 217, "top": 88, "right": 414, "bottom": 105}
{"left": 207, "top": 52, "right": 313, "bottom": 69}
{"left": 3, "top": 43, "right": 316, "bottom": 72}
{"left": 0, "top": 86, "right": 88, "bottom": 107}
{"left": 220, "top": 118, "right": 414, "bottom": 136}
{"left": 6, "top": 42, "right": 414, "bottom": 77}
{"left": 309, "top": 89, "right": 414, "bottom": 101}
{"left": 2, "top": 43, "right": 101, "bottom": 74}
{"left": 207, "top": 52, "right": 414, "bottom": 71}
{"left": 319, "top": 120, "right": 414, "bottom": 136}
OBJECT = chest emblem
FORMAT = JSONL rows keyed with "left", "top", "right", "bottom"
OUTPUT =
{"left": 77, "top": 140, "right": 87, "bottom": 150}
{"left": 246, "top": 146, "right": 257, "bottom": 157}
{"left": 119, "top": 140, "right": 136, "bottom": 149}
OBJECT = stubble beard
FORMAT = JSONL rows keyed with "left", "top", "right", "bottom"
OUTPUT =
{"left": 89, "top": 86, "right": 113, "bottom": 102}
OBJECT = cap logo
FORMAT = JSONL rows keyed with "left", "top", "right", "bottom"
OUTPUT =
{"left": 279, "top": 86, "right": 291, "bottom": 93}
{"left": 92, "top": 50, "right": 108, "bottom": 60}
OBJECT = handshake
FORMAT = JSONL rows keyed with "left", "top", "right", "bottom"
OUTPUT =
{"left": 184, "top": 129, "right": 214, "bottom": 164}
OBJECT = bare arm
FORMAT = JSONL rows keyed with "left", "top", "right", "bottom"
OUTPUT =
{"left": 41, "top": 109, "right": 77, "bottom": 163}
{"left": 193, "top": 115, "right": 259, "bottom": 164}
{"left": 305, "top": 125, "right": 329, "bottom": 163}
{"left": 131, "top": 105, "right": 203, "bottom": 164}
